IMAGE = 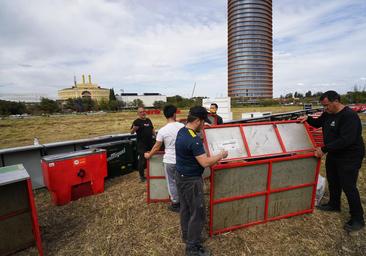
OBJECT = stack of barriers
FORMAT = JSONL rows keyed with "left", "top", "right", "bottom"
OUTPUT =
{"left": 202, "top": 120, "right": 321, "bottom": 236}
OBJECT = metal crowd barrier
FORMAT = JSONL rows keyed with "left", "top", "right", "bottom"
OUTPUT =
{"left": 0, "top": 134, "right": 136, "bottom": 189}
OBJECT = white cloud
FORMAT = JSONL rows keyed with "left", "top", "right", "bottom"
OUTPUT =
{"left": 0, "top": 0, "right": 365, "bottom": 99}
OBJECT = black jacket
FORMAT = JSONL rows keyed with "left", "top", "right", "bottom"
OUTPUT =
{"left": 307, "top": 106, "right": 365, "bottom": 159}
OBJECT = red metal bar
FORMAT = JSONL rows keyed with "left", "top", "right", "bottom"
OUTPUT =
{"left": 213, "top": 191, "right": 267, "bottom": 205}
{"left": 264, "top": 162, "right": 272, "bottom": 221}
{"left": 149, "top": 176, "right": 166, "bottom": 179}
{"left": 209, "top": 167, "right": 215, "bottom": 237}
{"left": 239, "top": 126, "right": 251, "bottom": 157}
{"left": 213, "top": 152, "right": 315, "bottom": 170}
{"left": 26, "top": 179, "right": 44, "bottom": 256}
{"left": 201, "top": 127, "right": 211, "bottom": 157}
{"left": 267, "top": 209, "right": 313, "bottom": 222}
{"left": 146, "top": 157, "right": 151, "bottom": 204}
{"left": 273, "top": 124, "right": 287, "bottom": 153}
{"left": 310, "top": 158, "right": 322, "bottom": 209}
{"left": 303, "top": 122, "right": 317, "bottom": 148}
{"left": 270, "top": 182, "right": 315, "bottom": 194}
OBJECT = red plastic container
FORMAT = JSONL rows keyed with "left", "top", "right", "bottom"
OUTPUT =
{"left": 41, "top": 149, "right": 107, "bottom": 206}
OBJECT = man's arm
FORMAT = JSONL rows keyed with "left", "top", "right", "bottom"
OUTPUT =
{"left": 195, "top": 151, "right": 228, "bottom": 168}
{"left": 299, "top": 113, "right": 324, "bottom": 128}
{"left": 144, "top": 140, "right": 163, "bottom": 159}
{"left": 130, "top": 120, "right": 139, "bottom": 134}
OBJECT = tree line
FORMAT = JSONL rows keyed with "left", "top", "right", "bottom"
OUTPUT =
{"left": 1, "top": 88, "right": 365, "bottom": 116}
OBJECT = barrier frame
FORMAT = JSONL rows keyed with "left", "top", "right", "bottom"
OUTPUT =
{"left": 146, "top": 151, "right": 170, "bottom": 203}
{"left": 209, "top": 153, "right": 321, "bottom": 236}
{"left": 202, "top": 120, "right": 317, "bottom": 162}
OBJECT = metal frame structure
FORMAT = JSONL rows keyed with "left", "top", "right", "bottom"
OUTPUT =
{"left": 0, "top": 164, "right": 43, "bottom": 255}
{"left": 209, "top": 153, "right": 321, "bottom": 235}
{"left": 146, "top": 152, "right": 170, "bottom": 203}
{"left": 0, "top": 133, "right": 136, "bottom": 189}
{"left": 202, "top": 120, "right": 316, "bottom": 162}
{"left": 202, "top": 120, "right": 320, "bottom": 236}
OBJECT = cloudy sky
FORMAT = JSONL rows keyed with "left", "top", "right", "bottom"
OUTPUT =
{"left": 0, "top": 0, "right": 365, "bottom": 99}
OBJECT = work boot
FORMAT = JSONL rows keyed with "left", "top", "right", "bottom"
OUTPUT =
{"left": 186, "top": 244, "right": 211, "bottom": 256}
{"left": 316, "top": 203, "right": 340, "bottom": 212}
{"left": 343, "top": 219, "right": 365, "bottom": 232}
{"left": 140, "top": 176, "right": 146, "bottom": 182}
{"left": 168, "top": 202, "right": 180, "bottom": 213}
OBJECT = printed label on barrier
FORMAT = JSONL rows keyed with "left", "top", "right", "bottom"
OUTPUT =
{"left": 107, "top": 148, "right": 126, "bottom": 162}
{"left": 74, "top": 158, "right": 86, "bottom": 166}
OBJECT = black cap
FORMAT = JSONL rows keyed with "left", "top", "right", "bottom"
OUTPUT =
{"left": 189, "top": 106, "right": 211, "bottom": 123}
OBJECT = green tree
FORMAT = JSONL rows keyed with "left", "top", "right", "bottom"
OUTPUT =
{"left": 0, "top": 100, "right": 27, "bottom": 115}
{"left": 98, "top": 98, "right": 110, "bottom": 111}
{"left": 153, "top": 100, "right": 165, "bottom": 109}
{"left": 39, "top": 98, "right": 60, "bottom": 114}
{"left": 109, "top": 88, "right": 116, "bottom": 101}
{"left": 132, "top": 99, "right": 144, "bottom": 107}
{"left": 305, "top": 90, "right": 312, "bottom": 98}
{"left": 109, "top": 100, "right": 119, "bottom": 111}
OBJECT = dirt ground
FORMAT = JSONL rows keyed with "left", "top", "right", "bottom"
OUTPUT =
{"left": 7, "top": 109, "right": 366, "bottom": 256}
{"left": 15, "top": 160, "right": 366, "bottom": 256}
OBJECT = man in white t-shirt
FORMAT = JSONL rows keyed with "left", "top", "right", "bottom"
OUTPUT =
{"left": 144, "top": 105, "right": 184, "bottom": 212}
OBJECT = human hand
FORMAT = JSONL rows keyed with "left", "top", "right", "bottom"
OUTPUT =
{"left": 314, "top": 147, "right": 324, "bottom": 158}
{"left": 133, "top": 125, "right": 139, "bottom": 131}
{"left": 221, "top": 150, "right": 229, "bottom": 159}
{"left": 298, "top": 115, "right": 308, "bottom": 123}
{"left": 144, "top": 152, "right": 150, "bottom": 159}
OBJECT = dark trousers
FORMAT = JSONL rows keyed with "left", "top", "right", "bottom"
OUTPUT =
{"left": 175, "top": 173, "right": 205, "bottom": 247}
{"left": 326, "top": 155, "right": 364, "bottom": 221}
{"left": 137, "top": 152, "right": 146, "bottom": 178}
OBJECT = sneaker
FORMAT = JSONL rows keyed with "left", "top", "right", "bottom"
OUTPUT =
{"left": 343, "top": 219, "right": 365, "bottom": 232}
{"left": 316, "top": 203, "right": 340, "bottom": 212}
{"left": 168, "top": 203, "right": 180, "bottom": 213}
{"left": 140, "top": 176, "right": 146, "bottom": 182}
{"left": 186, "top": 245, "right": 211, "bottom": 256}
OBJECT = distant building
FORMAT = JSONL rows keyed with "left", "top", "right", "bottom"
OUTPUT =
{"left": 116, "top": 93, "right": 167, "bottom": 108}
{"left": 228, "top": 0, "right": 273, "bottom": 99}
{"left": 0, "top": 94, "right": 45, "bottom": 103}
{"left": 58, "top": 75, "right": 109, "bottom": 102}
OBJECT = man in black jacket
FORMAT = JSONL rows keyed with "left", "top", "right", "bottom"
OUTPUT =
{"left": 131, "top": 107, "right": 156, "bottom": 182}
{"left": 300, "top": 90, "right": 365, "bottom": 231}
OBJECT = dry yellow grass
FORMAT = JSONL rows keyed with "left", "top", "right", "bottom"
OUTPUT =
{"left": 7, "top": 108, "right": 366, "bottom": 256}
{"left": 0, "top": 106, "right": 300, "bottom": 149}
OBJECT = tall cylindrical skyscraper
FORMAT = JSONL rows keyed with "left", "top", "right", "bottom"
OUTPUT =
{"left": 228, "top": 0, "right": 273, "bottom": 99}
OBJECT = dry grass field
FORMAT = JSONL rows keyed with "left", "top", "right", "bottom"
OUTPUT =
{"left": 4, "top": 106, "right": 366, "bottom": 255}
{"left": 0, "top": 106, "right": 300, "bottom": 149}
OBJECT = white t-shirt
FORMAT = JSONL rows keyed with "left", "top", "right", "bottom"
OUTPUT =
{"left": 156, "top": 122, "right": 184, "bottom": 164}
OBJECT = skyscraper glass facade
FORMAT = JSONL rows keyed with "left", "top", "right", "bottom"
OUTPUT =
{"left": 228, "top": 0, "right": 273, "bottom": 99}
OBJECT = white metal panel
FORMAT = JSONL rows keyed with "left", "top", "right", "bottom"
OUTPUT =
{"left": 205, "top": 127, "right": 247, "bottom": 159}
{"left": 276, "top": 123, "right": 313, "bottom": 152}
{"left": 149, "top": 154, "right": 164, "bottom": 177}
{"left": 242, "top": 125, "right": 283, "bottom": 156}
{"left": 149, "top": 179, "right": 169, "bottom": 200}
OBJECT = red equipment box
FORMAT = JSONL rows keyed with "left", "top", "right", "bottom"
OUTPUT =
{"left": 41, "top": 149, "right": 107, "bottom": 206}
{"left": 0, "top": 164, "right": 43, "bottom": 256}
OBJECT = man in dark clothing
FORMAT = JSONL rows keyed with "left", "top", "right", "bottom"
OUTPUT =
{"left": 209, "top": 103, "right": 223, "bottom": 125}
{"left": 300, "top": 90, "right": 365, "bottom": 231}
{"left": 131, "top": 106, "right": 155, "bottom": 182}
{"left": 175, "top": 106, "right": 228, "bottom": 256}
